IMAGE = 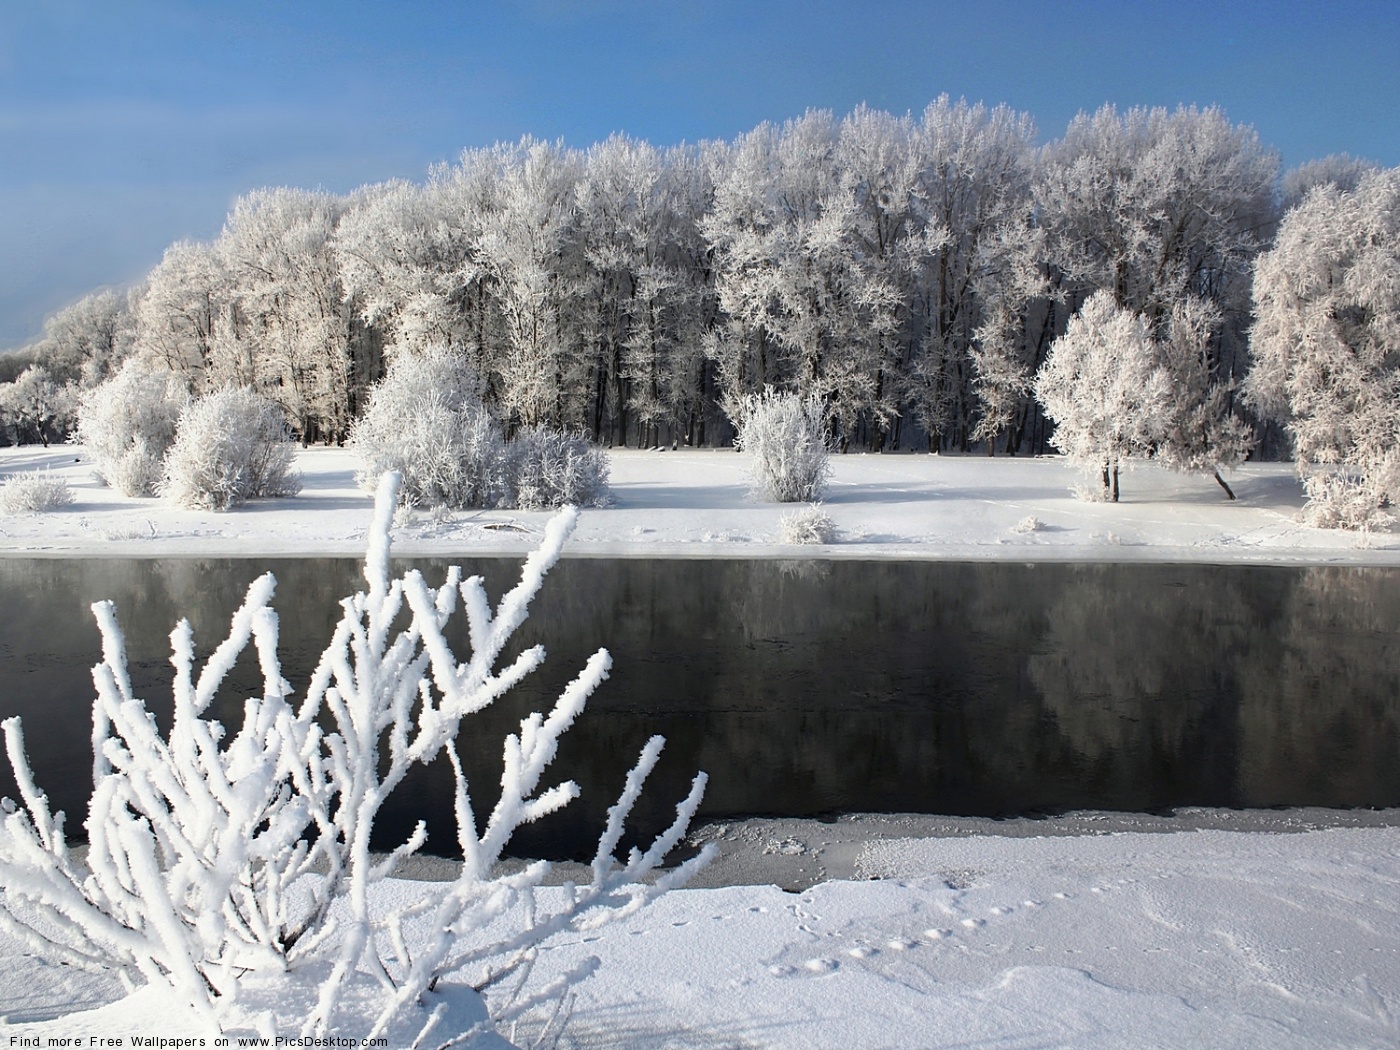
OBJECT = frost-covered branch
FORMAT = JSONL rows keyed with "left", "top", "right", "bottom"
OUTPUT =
{"left": 0, "top": 470, "right": 713, "bottom": 1043}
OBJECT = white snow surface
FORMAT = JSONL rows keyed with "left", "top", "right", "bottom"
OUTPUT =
{"left": 4, "top": 827, "right": 1399, "bottom": 1048}
{"left": 2, "top": 443, "right": 1399, "bottom": 1048}
{"left": 1, "top": 442, "right": 1398, "bottom": 563}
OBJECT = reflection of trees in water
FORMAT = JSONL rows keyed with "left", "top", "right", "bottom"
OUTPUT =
{"left": 4, "top": 556, "right": 1399, "bottom": 854}
{"left": 1025, "top": 565, "right": 1254, "bottom": 807}
{"left": 1233, "top": 567, "right": 1400, "bottom": 806}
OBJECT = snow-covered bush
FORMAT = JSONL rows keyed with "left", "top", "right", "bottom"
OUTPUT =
{"left": 76, "top": 360, "right": 186, "bottom": 496}
{"left": 1011, "top": 515, "right": 1043, "bottom": 534}
{"left": 779, "top": 504, "right": 835, "bottom": 544}
{"left": 0, "top": 473, "right": 713, "bottom": 1042}
{"left": 506, "top": 425, "right": 611, "bottom": 509}
{"left": 161, "top": 387, "right": 302, "bottom": 510}
{"left": 732, "top": 389, "right": 831, "bottom": 503}
{"left": 1300, "top": 471, "right": 1396, "bottom": 531}
{"left": 0, "top": 469, "right": 74, "bottom": 513}
{"left": 350, "top": 346, "right": 508, "bottom": 509}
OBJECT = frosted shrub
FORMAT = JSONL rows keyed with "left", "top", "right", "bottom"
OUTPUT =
{"left": 1011, "top": 515, "right": 1044, "bottom": 534}
{"left": 76, "top": 360, "right": 186, "bottom": 496}
{"left": 0, "top": 473, "right": 713, "bottom": 1042}
{"left": 350, "top": 346, "right": 508, "bottom": 509}
{"left": 733, "top": 389, "right": 831, "bottom": 503}
{"left": 161, "top": 387, "right": 302, "bottom": 510}
{"left": 506, "top": 425, "right": 611, "bottom": 509}
{"left": 1300, "top": 472, "right": 1395, "bottom": 531}
{"left": 779, "top": 504, "right": 835, "bottom": 544}
{"left": 0, "top": 469, "right": 74, "bottom": 513}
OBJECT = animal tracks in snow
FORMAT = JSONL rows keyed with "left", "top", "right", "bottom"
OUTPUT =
{"left": 766, "top": 885, "right": 1061, "bottom": 980}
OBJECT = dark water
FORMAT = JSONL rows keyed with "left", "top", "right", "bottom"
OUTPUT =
{"left": 1, "top": 556, "right": 1398, "bottom": 859}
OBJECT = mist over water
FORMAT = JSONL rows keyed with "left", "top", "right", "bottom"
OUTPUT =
{"left": 1, "top": 556, "right": 1397, "bottom": 859}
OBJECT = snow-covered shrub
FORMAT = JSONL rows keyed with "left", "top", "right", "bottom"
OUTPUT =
{"left": 506, "top": 425, "right": 611, "bottom": 509}
{"left": 779, "top": 504, "right": 835, "bottom": 544}
{"left": 732, "top": 388, "right": 831, "bottom": 503}
{"left": 161, "top": 387, "right": 301, "bottom": 510}
{"left": 76, "top": 360, "right": 186, "bottom": 496}
{"left": 0, "top": 473, "right": 713, "bottom": 1042}
{"left": 1011, "top": 515, "right": 1044, "bottom": 534}
{"left": 0, "top": 469, "right": 74, "bottom": 513}
{"left": 350, "top": 346, "right": 508, "bottom": 509}
{"left": 1300, "top": 472, "right": 1396, "bottom": 531}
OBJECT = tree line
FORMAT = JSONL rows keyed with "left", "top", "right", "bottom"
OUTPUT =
{"left": 0, "top": 98, "right": 1387, "bottom": 466}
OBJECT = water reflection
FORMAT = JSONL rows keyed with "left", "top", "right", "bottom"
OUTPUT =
{"left": 0, "top": 557, "right": 1397, "bottom": 859}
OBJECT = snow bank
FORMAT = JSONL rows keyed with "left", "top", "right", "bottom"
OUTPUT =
{"left": 1, "top": 444, "right": 1397, "bottom": 564}
{"left": 7, "top": 826, "right": 1397, "bottom": 1048}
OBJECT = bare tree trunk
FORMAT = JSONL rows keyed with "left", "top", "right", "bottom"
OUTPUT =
{"left": 1213, "top": 469, "right": 1237, "bottom": 500}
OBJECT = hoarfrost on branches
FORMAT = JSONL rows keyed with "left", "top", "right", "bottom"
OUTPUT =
{"left": 1245, "top": 167, "right": 1400, "bottom": 529}
{"left": 0, "top": 469, "right": 75, "bottom": 513}
{"left": 1034, "top": 291, "right": 1166, "bottom": 502}
{"left": 77, "top": 359, "right": 187, "bottom": 496}
{"left": 779, "top": 504, "right": 835, "bottom": 544}
{"left": 0, "top": 472, "right": 714, "bottom": 1043}
{"left": 161, "top": 387, "right": 303, "bottom": 510}
{"left": 349, "top": 345, "right": 507, "bottom": 510}
{"left": 731, "top": 388, "right": 831, "bottom": 503}
{"left": 506, "top": 425, "right": 611, "bottom": 509}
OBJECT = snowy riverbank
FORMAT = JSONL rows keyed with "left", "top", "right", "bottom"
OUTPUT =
{"left": 5, "top": 820, "right": 1399, "bottom": 1048}
{"left": 1, "top": 442, "right": 1399, "bottom": 563}
{"left": 2, "top": 442, "right": 1398, "bottom": 1048}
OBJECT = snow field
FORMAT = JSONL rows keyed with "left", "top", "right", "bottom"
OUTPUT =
{"left": 0, "top": 444, "right": 1396, "bottom": 564}
{"left": 6, "top": 827, "right": 1399, "bottom": 1048}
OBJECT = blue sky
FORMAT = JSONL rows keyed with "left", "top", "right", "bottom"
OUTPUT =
{"left": 2, "top": 0, "right": 1397, "bottom": 350}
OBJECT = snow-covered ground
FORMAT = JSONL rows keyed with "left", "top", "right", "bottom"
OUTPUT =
{"left": 1, "top": 442, "right": 1398, "bottom": 563}
{"left": 2, "top": 442, "right": 1399, "bottom": 1048}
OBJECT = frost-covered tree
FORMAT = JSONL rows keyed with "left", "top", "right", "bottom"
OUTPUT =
{"left": 1036, "top": 105, "right": 1279, "bottom": 323}
{"left": 213, "top": 188, "right": 355, "bottom": 444}
{"left": 1034, "top": 291, "right": 1166, "bottom": 501}
{"left": 907, "top": 96, "right": 1040, "bottom": 453}
{"left": 476, "top": 139, "right": 585, "bottom": 429}
{"left": 161, "top": 387, "right": 302, "bottom": 510}
{"left": 349, "top": 345, "right": 507, "bottom": 509}
{"left": 76, "top": 360, "right": 187, "bottom": 496}
{"left": 25, "top": 290, "right": 137, "bottom": 388}
{"left": 703, "top": 112, "right": 898, "bottom": 442}
{"left": 133, "top": 240, "right": 232, "bottom": 388}
{"left": 0, "top": 474, "right": 713, "bottom": 1041}
{"left": 335, "top": 166, "right": 503, "bottom": 399}
{"left": 572, "top": 136, "right": 718, "bottom": 447}
{"left": 1150, "top": 297, "right": 1254, "bottom": 498}
{"left": 732, "top": 388, "right": 831, "bottom": 502}
{"left": 1280, "top": 153, "right": 1381, "bottom": 214}
{"left": 1245, "top": 168, "right": 1400, "bottom": 528}
{"left": 0, "top": 365, "right": 76, "bottom": 446}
